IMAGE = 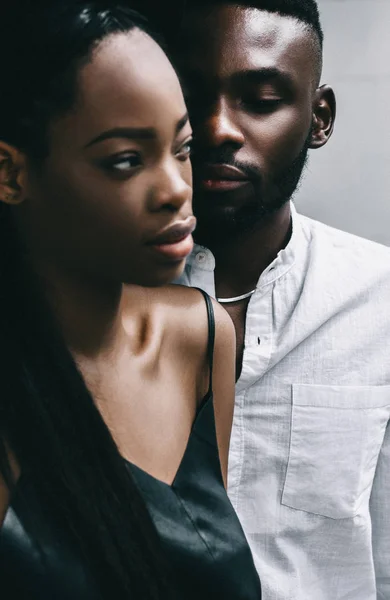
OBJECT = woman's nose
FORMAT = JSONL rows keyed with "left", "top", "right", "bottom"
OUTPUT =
{"left": 149, "top": 158, "right": 192, "bottom": 213}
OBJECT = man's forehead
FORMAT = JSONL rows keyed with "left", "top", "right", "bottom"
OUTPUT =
{"left": 180, "top": 6, "right": 317, "bottom": 82}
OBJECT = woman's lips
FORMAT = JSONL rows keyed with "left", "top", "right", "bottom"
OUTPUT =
{"left": 152, "top": 235, "right": 194, "bottom": 261}
{"left": 147, "top": 216, "right": 196, "bottom": 262}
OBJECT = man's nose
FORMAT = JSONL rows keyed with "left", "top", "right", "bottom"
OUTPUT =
{"left": 196, "top": 97, "right": 245, "bottom": 148}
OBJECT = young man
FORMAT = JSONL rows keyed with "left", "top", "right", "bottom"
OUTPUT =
{"left": 169, "top": 1, "right": 390, "bottom": 599}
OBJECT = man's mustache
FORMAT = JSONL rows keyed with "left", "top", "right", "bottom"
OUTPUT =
{"left": 191, "top": 145, "right": 263, "bottom": 182}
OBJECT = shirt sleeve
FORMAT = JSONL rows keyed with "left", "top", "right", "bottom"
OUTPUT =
{"left": 370, "top": 419, "right": 390, "bottom": 600}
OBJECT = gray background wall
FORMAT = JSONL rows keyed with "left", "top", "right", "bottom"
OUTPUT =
{"left": 296, "top": 0, "right": 390, "bottom": 246}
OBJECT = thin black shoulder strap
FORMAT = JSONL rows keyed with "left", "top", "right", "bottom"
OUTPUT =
{"left": 195, "top": 288, "right": 215, "bottom": 396}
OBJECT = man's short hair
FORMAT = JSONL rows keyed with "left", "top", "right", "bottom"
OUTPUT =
{"left": 183, "top": 0, "right": 323, "bottom": 48}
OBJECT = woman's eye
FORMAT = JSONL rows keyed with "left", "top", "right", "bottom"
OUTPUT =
{"left": 176, "top": 140, "right": 193, "bottom": 161}
{"left": 102, "top": 153, "right": 142, "bottom": 172}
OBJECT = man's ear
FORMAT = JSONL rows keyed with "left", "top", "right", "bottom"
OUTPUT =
{"left": 309, "top": 85, "right": 336, "bottom": 149}
{"left": 0, "top": 142, "right": 29, "bottom": 206}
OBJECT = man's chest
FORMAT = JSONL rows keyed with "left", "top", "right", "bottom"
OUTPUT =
{"left": 229, "top": 297, "right": 390, "bottom": 527}
{"left": 223, "top": 301, "right": 250, "bottom": 380}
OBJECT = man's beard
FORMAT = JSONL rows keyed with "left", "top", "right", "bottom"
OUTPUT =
{"left": 192, "top": 130, "right": 311, "bottom": 246}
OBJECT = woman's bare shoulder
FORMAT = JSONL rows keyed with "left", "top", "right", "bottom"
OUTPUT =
{"left": 158, "top": 286, "right": 236, "bottom": 486}
{"left": 158, "top": 285, "right": 235, "bottom": 353}
{"left": 123, "top": 283, "right": 203, "bottom": 312}
{"left": 124, "top": 284, "right": 235, "bottom": 357}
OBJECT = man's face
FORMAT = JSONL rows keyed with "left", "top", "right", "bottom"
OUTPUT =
{"left": 175, "top": 5, "right": 322, "bottom": 242}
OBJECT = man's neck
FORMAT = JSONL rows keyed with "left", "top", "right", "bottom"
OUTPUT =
{"left": 210, "top": 203, "right": 292, "bottom": 299}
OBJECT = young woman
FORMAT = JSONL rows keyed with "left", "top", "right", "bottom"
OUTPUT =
{"left": 0, "top": 2, "right": 262, "bottom": 599}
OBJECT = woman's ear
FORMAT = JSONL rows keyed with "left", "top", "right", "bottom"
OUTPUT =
{"left": 0, "top": 142, "right": 29, "bottom": 206}
{"left": 309, "top": 85, "right": 336, "bottom": 149}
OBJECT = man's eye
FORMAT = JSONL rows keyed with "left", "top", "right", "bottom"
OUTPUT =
{"left": 241, "top": 98, "right": 282, "bottom": 113}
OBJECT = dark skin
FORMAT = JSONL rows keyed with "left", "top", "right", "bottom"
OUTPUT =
{"left": 0, "top": 31, "right": 236, "bottom": 523}
{"left": 175, "top": 5, "right": 336, "bottom": 376}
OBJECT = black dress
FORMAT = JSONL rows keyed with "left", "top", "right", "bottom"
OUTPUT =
{"left": 0, "top": 291, "right": 261, "bottom": 599}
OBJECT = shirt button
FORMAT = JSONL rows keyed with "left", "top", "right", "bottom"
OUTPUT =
{"left": 195, "top": 252, "right": 207, "bottom": 264}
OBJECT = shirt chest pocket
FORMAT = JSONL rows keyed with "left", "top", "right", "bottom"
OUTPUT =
{"left": 281, "top": 384, "right": 390, "bottom": 519}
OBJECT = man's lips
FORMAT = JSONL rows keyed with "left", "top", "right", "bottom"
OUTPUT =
{"left": 197, "top": 164, "right": 251, "bottom": 191}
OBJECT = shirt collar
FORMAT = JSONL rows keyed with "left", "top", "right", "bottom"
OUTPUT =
{"left": 187, "top": 201, "right": 308, "bottom": 286}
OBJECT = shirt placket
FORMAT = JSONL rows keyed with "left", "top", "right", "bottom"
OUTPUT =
{"left": 229, "top": 284, "right": 275, "bottom": 505}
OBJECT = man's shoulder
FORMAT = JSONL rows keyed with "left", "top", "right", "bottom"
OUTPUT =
{"left": 300, "top": 212, "right": 390, "bottom": 255}
{"left": 293, "top": 213, "right": 390, "bottom": 309}
{"left": 299, "top": 213, "right": 390, "bottom": 278}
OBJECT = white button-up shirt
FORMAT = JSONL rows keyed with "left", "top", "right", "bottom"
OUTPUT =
{"left": 176, "top": 204, "right": 390, "bottom": 600}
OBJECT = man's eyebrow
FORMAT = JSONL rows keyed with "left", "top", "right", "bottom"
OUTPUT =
{"left": 179, "top": 68, "right": 294, "bottom": 93}
{"left": 230, "top": 67, "right": 295, "bottom": 87}
{"left": 85, "top": 114, "right": 189, "bottom": 148}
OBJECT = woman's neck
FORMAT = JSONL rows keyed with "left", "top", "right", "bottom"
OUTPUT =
{"left": 39, "top": 264, "right": 126, "bottom": 359}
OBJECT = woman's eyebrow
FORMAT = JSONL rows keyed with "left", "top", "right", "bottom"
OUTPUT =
{"left": 85, "top": 113, "right": 189, "bottom": 148}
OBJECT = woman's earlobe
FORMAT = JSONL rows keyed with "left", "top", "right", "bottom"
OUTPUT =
{"left": 0, "top": 143, "right": 28, "bottom": 206}
{"left": 0, "top": 188, "right": 24, "bottom": 205}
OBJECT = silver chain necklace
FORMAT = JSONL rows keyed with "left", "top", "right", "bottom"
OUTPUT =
{"left": 217, "top": 289, "right": 256, "bottom": 304}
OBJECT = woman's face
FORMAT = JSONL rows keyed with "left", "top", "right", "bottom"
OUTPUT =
{"left": 22, "top": 30, "right": 194, "bottom": 287}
